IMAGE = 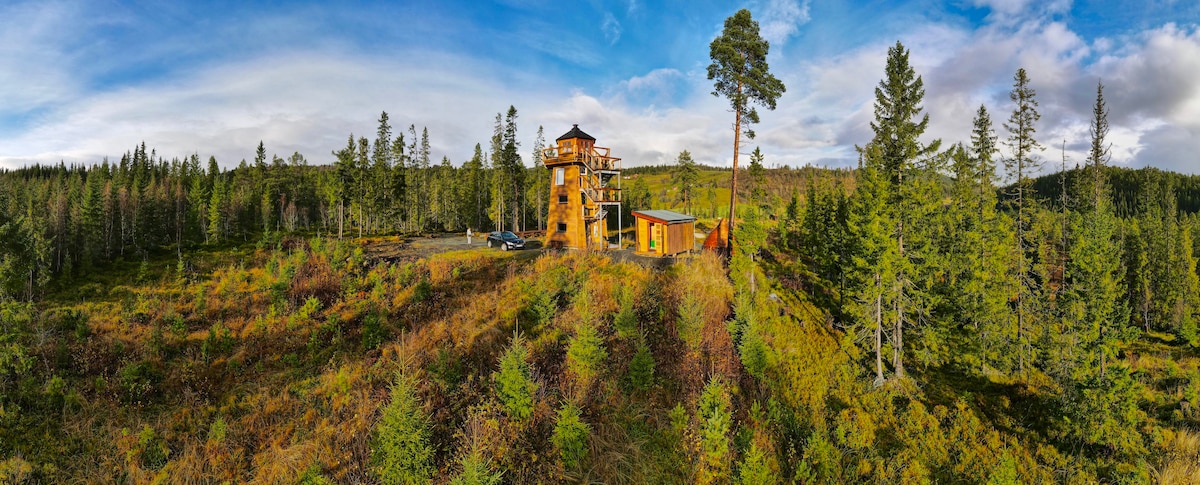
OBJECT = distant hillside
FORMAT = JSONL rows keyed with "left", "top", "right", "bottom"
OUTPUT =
{"left": 624, "top": 165, "right": 854, "bottom": 220}
{"left": 1027, "top": 165, "right": 1200, "bottom": 216}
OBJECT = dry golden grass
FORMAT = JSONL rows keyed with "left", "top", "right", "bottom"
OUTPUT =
{"left": 1153, "top": 429, "right": 1200, "bottom": 485}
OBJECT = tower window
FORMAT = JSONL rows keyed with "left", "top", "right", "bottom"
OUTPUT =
{"left": 556, "top": 222, "right": 567, "bottom": 233}
{"left": 555, "top": 167, "right": 564, "bottom": 186}
{"left": 558, "top": 194, "right": 568, "bottom": 204}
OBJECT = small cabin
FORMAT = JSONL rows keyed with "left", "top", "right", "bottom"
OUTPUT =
{"left": 633, "top": 210, "right": 696, "bottom": 257}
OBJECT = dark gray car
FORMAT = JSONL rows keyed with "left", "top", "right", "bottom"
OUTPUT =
{"left": 487, "top": 231, "right": 525, "bottom": 250}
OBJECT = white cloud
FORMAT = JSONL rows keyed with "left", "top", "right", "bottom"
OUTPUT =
{"left": 606, "top": 68, "right": 687, "bottom": 107}
{"left": 757, "top": 0, "right": 811, "bottom": 46}
{"left": 602, "top": 12, "right": 622, "bottom": 45}
{"left": 0, "top": 2, "right": 82, "bottom": 113}
{"left": 0, "top": 50, "right": 563, "bottom": 169}
{"left": 972, "top": 0, "right": 1072, "bottom": 25}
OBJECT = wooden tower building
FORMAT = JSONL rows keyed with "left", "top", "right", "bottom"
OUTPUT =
{"left": 542, "top": 125, "right": 622, "bottom": 249}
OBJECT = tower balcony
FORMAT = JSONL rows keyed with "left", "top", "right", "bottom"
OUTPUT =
{"left": 543, "top": 145, "right": 622, "bottom": 172}
{"left": 584, "top": 186, "right": 622, "bottom": 204}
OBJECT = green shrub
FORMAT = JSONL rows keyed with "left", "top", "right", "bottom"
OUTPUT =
{"left": 137, "top": 424, "right": 169, "bottom": 470}
{"left": 628, "top": 337, "right": 655, "bottom": 392}
{"left": 50, "top": 308, "right": 87, "bottom": 336}
{"left": 296, "top": 466, "right": 335, "bottom": 485}
{"left": 552, "top": 401, "right": 590, "bottom": 470}
{"left": 429, "top": 347, "right": 463, "bottom": 390}
{"left": 566, "top": 321, "right": 607, "bottom": 390}
{"left": 43, "top": 375, "right": 67, "bottom": 410}
{"left": 449, "top": 447, "right": 503, "bottom": 485}
{"left": 737, "top": 443, "right": 776, "bottom": 485}
{"left": 118, "top": 361, "right": 162, "bottom": 404}
{"left": 613, "top": 287, "right": 638, "bottom": 340}
{"left": 371, "top": 372, "right": 434, "bottom": 485}
{"left": 208, "top": 416, "right": 228, "bottom": 444}
{"left": 494, "top": 334, "right": 537, "bottom": 421}
{"left": 526, "top": 284, "right": 557, "bottom": 328}
{"left": 739, "top": 323, "right": 769, "bottom": 380}
{"left": 697, "top": 376, "right": 732, "bottom": 485}
{"left": 362, "top": 313, "right": 388, "bottom": 350}
{"left": 200, "top": 322, "right": 234, "bottom": 361}
{"left": 412, "top": 279, "right": 432, "bottom": 303}
{"left": 677, "top": 292, "right": 706, "bottom": 351}
{"left": 986, "top": 453, "right": 1019, "bottom": 485}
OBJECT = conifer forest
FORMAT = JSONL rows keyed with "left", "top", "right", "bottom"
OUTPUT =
{"left": 5, "top": 8, "right": 1200, "bottom": 485}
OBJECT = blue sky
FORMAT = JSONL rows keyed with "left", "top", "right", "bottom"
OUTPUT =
{"left": 2, "top": 0, "right": 1199, "bottom": 174}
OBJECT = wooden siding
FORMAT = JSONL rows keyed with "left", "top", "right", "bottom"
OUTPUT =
{"left": 543, "top": 131, "right": 619, "bottom": 250}
{"left": 633, "top": 214, "right": 694, "bottom": 257}
{"left": 546, "top": 164, "right": 585, "bottom": 249}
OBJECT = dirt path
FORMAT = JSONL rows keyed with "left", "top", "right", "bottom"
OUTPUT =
{"left": 361, "top": 233, "right": 544, "bottom": 263}
{"left": 361, "top": 232, "right": 694, "bottom": 269}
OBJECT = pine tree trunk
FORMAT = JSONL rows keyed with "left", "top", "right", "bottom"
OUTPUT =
{"left": 727, "top": 80, "right": 743, "bottom": 257}
{"left": 513, "top": 182, "right": 520, "bottom": 233}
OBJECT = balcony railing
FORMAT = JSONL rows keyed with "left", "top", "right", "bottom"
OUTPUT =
{"left": 584, "top": 186, "right": 622, "bottom": 203}
{"left": 543, "top": 145, "right": 621, "bottom": 172}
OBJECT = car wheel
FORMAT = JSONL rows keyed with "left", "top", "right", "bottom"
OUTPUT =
{"left": 502, "top": 243, "right": 510, "bottom": 251}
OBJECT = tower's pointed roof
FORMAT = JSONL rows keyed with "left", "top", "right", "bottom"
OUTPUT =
{"left": 556, "top": 124, "right": 595, "bottom": 142}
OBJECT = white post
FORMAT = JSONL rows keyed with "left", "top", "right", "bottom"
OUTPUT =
{"left": 467, "top": 228, "right": 472, "bottom": 245}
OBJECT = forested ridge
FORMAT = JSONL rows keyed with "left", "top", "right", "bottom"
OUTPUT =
{"left": 4, "top": 29, "right": 1200, "bottom": 485}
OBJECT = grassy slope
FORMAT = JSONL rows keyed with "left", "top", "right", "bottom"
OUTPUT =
{"left": 1, "top": 236, "right": 741, "bottom": 483}
{"left": 5, "top": 219, "right": 1200, "bottom": 483}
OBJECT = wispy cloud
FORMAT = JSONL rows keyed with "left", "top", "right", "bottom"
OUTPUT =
{"left": 757, "top": 0, "right": 811, "bottom": 46}
{"left": 602, "top": 12, "right": 622, "bottom": 45}
{"left": 0, "top": 49, "right": 563, "bottom": 168}
{"left": 0, "top": 2, "right": 82, "bottom": 116}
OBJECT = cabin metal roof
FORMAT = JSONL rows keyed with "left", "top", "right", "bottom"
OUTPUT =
{"left": 556, "top": 124, "right": 596, "bottom": 142}
{"left": 632, "top": 209, "right": 696, "bottom": 224}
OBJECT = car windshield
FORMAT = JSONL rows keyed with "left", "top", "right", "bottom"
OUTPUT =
{"left": 501, "top": 231, "right": 518, "bottom": 239}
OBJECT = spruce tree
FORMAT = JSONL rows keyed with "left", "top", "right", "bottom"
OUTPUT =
{"left": 959, "top": 107, "right": 1018, "bottom": 372}
{"left": 566, "top": 320, "right": 607, "bottom": 394}
{"left": 531, "top": 126, "right": 547, "bottom": 230}
{"left": 501, "top": 107, "right": 523, "bottom": 231}
{"left": 207, "top": 175, "right": 224, "bottom": 243}
{"left": 551, "top": 401, "right": 590, "bottom": 470}
{"left": 672, "top": 150, "right": 699, "bottom": 214}
{"left": 1003, "top": 67, "right": 1043, "bottom": 375}
{"left": 494, "top": 333, "right": 537, "bottom": 421}
{"left": 864, "top": 40, "right": 941, "bottom": 378}
{"left": 848, "top": 144, "right": 896, "bottom": 386}
{"left": 1059, "top": 81, "right": 1130, "bottom": 378}
{"left": 696, "top": 375, "right": 733, "bottom": 485}
{"left": 371, "top": 372, "right": 435, "bottom": 485}
{"left": 748, "top": 147, "right": 767, "bottom": 209}
{"left": 1077, "top": 81, "right": 1110, "bottom": 213}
